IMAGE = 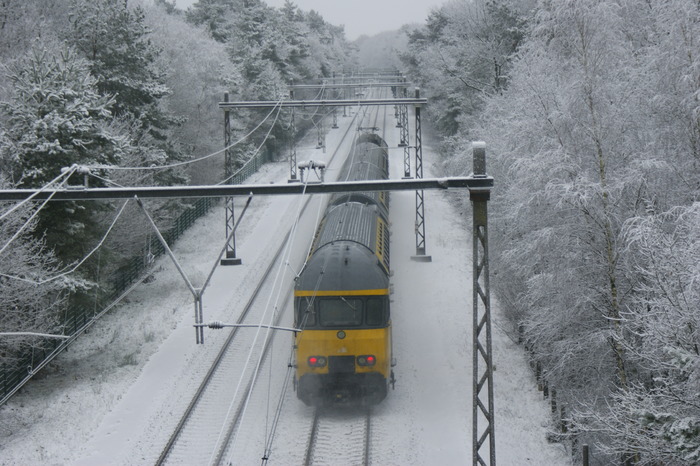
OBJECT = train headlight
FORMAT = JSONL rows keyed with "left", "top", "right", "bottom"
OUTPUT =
{"left": 356, "top": 355, "right": 376, "bottom": 366}
{"left": 308, "top": 356, "right": 327, "bottom": 367}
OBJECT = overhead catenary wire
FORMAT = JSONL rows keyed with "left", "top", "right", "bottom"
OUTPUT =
{"left": 87, "top": 172, "right": 126, "bottom": 188}
{"left": 0, "top": 332, "right": 70, "bottom": 340}
{"left": 260, "top": 99, "right": 382, "bottom": 462}
{"left": 209, "top": 176, "right": 313, "bottom": 466}
{"left": 211, "top": 96, "right": 362, "bottom": 458}
{"left": 0, "top": 199, "right": 131, "bottom": 285}
{"left": 295, "top": 85, "right": 327, "bottom": 122}
{"left": 0, "top": 167, "right": 76, "bottom": 222}
{"left": 85, "top": 99, "right": 285, "bottom": 172}
{"left": 165, "top": 94, "right": 367, "bottom": 463}
{"left": 217, "top": 101, "right": 284, "bottom": 186}
{"left": 229, "top": 178, "right": 312, "bottom": 464}
{"left": 0, "top": 165, "right": 77, "bottom": 257}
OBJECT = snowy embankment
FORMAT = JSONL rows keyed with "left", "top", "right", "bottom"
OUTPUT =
{"left": 0, "top": 110, "right": 570, "bottom": 465}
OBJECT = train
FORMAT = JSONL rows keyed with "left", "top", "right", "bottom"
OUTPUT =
{"left": 293, "top": 131, "right": 395, "bottom": 406}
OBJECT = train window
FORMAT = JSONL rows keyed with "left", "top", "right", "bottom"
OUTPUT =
{"left": 296, "top": 297, "right": 316, "bottom": 327}
{"left": 319, "top": 298, "right": 363, "bottom": 327}
{"left": 366, "top": 298, "right": 385, "bottom": 326}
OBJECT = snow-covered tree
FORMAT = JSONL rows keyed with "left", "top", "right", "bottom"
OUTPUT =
{"left": 584, "top": 203, "right": 700, "bottom": 464}
{"left": 402, "top": 0, "right": 532, "bottom": 135}
{"left": 0, "top": 43, "right": 128, "bottom": 264}
{"left": 0, "top": 177, "right": 86, "bottom": 370}
{"left": 142, "top": 1, "right": 243, "bottom": 184}
{"left": 66, "top": 0, "right": 188, "bottom": 188}
{"left": 405, "top": 0, "right": 698, "bottom": 460}
{"left": 185, "top": 0, "right": 239, "bottom": 43}
{"left": 466, "top": 0, "right": 700, "bottom": 461}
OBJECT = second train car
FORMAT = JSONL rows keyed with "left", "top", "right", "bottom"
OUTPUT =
{"left": 293, "top": 132, "right": 394, "bottom": 406}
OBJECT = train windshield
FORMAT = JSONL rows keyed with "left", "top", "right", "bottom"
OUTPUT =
{"left": 296, "top": 296, "right": 388, "bottom": 328}
{"left": 366, "top": 298, "right": 384, "bottom": 326}
{"left": 319, "top": 298, "right": 363, "bottom": 326}
{"left": 296, "top": 297, "right": 316, "bottom": 327}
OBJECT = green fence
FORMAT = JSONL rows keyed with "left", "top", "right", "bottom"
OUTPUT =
{"left": 1, "top": 148, "right": 273, "bottom": 404}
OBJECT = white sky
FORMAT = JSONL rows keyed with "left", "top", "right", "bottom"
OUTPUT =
{"left": 174, "top": 0, "right": 446, "bottom": 40}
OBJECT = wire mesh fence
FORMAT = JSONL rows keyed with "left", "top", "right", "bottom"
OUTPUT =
{"left": 1, "top": 149, "right": 273, "bottom": 404}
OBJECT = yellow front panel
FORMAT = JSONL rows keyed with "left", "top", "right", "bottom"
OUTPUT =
{"left": 296, "top": 327, "right": 392, "bottom": 379}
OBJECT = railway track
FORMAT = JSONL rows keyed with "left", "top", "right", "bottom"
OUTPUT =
{"left": 304, "top": 407, "right": 372, "bottom": 466}
{"left": 156, "top": 93, "right": 389, "bottom": 465}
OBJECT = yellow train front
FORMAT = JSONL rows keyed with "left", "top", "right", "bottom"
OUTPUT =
{"left": 294, "top": 133, "right": 393, "bottom": 406}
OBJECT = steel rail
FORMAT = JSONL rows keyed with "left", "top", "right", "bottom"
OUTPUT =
{"left": 303, "top": 407, "right": 372, "bottom": 466}
{"left": 304, "top": 409, "right": 321, "bottom": 466}
{"left": 211, "top": 291, "right": 293, "bottom": 466}
{"left": 213, "top": 99, "right": 389, "bottom": 465}
{"left": 156, "top": 95, "right": 367, "bottom": 465}
{"left": 363, "top": 407, "right": 372, "bottom": 466}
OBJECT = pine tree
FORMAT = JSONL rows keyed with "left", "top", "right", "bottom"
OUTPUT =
{"left": 0, "top": 43, "right": 128, "bottom": 264}
{"left": 0, "top": 177, "right": 83, "bottom": 370}
{"left": 66, "top": 0, "right": 188, "bottom": 187}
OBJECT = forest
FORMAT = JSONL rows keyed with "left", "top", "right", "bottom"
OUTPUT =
{"left": 1, "top": 0, "right": 699, "bottom": 464}
{"left": 0, "top": 0, "right": 354, "bottom": 387}
{"left": 403, "top": 0, "right": 699, "bottom": 463}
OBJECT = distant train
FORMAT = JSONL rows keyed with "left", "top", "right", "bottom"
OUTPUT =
{"left": 293, "top": 132, "right": 394, "bottom": 406}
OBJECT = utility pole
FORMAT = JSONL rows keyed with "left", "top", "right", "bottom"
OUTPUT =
{"left": 288, "top": 89, "right": 298, "bottom": 182}
{"left": 221, "top": 92, "right": 242, "bottom": 266}
{"left": 471, "top": 141, "right": 495, "bottom": 465}
{"left": 411, "top": 88, "right": 430, "bottom": 262}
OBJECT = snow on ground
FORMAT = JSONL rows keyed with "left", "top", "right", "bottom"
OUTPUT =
{"left": 0, "top": 107, "right": 571, "bottom": 465}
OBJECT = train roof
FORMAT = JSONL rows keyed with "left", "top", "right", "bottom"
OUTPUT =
{"left": 296, "top": 241, "right": 389, "bottom": 293}
{"left": 295, "top": 132, "right": 391, "bottom": 295}
{"left": 337, "top": 142, "right": 388, "bottom": 181}
{"left": 330, "top": 133, "right": 390, "bottom": 214}
{"left": 312, "top": 203, "right": 378, "bottom": 253}
{"left": 329, "top": 191, "right": 388, "bottom": 217}
{"left": 297, "top": 202, "right": 390, "bottom": 292}
{"left": 356, "top": 132, "right": 388, "bottom": 150}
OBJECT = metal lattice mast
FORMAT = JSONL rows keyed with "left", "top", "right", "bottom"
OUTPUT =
{"left": 316, "top": 87, "right": 325, "bottom": 149}
{"left": 471, "top": 141, "right": 495, "bottom": 465}
{"left": 221, "top": 92, "right": 242, "bottom": 266}
{"left": 343, "top": 82, "right": 348, "bottom": 117}
{"left": 401, "top": 123, "right": 411, "bottom": 178}
{"left": 399, "top": 84, "right": 411, "bottom": 178}
{"left": 412, "top": 88, "right": 430, "bottom": 262}
{"left": 288, "top": 89, "right": 298, "bottom": 181}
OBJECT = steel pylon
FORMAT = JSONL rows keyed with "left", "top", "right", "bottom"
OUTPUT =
{"left": 471, "top": 142, "right": 495, "bottom": 465}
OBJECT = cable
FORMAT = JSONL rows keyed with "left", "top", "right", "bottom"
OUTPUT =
{"left": 0, "top": 199, "right": 131, "bottom": 284}
{"left": 215, "top": 99, "right": 366, "bottom": 462}
{"left": 229, "top": 180, "right": 310, "bottom": 460}
{"left": 0, "top": 167, "right": 76, "bottom": 222}
{"left": 260, "top": 365, "right": 294, "bottom": 465}
{"left": 209, "top": 178, "right": 312, "bottom": 466}
{"left": 258, "top": 99, "right": 375, "bottom": 462}
{"left": 216, "top": 102, "right": 284, "bottom": 186}
{"left": 86, "top": 100, "right": 284, "bottom": 172}
{"left": 0, "top": 166, "right": 78, "bottom": 257}
{"left": 0, "top": 332, "right": 70, "bottom": 339}
{"left": 87, "top": 172, "right": 126, "bottom": 188}
{"left": 295, "top": 85, "right": 328, "bottom": 123}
